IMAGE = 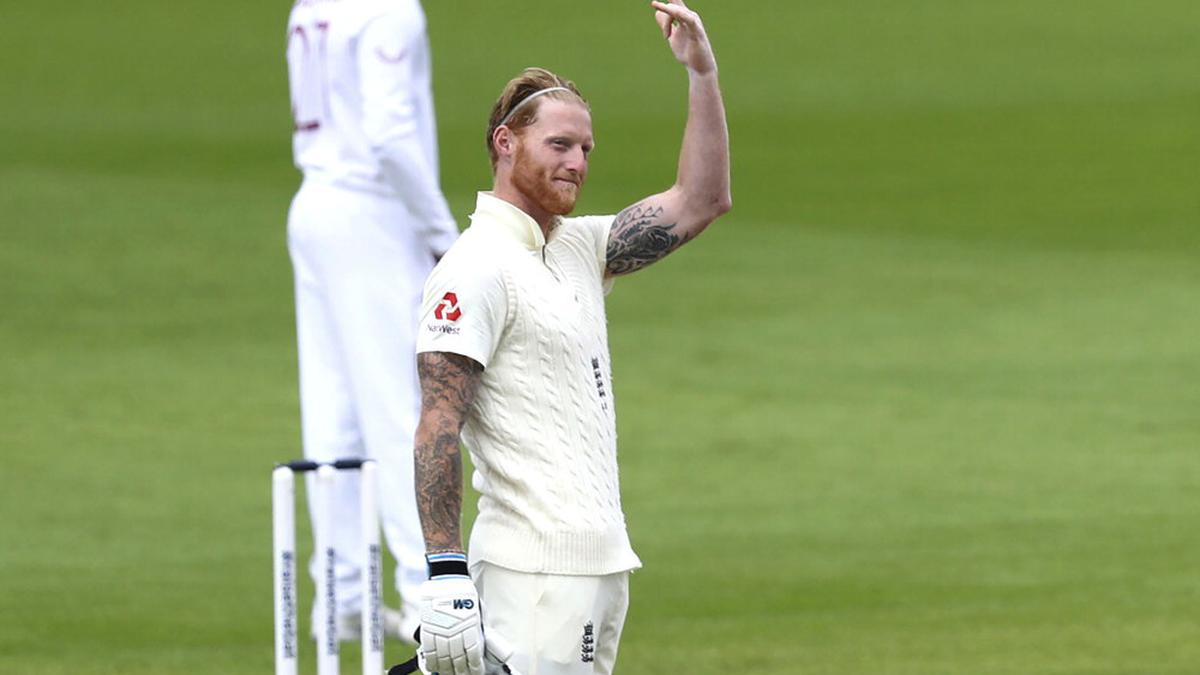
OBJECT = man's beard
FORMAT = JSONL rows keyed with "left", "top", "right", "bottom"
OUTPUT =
{"left": 512, "top": 144, "right": 581, "bottom": 216}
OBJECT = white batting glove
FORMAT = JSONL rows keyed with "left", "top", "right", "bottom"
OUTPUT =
{"left": 416, "top": 637, "right": 518, "bottom": 675}
{"left": 419, "top": 553, "right": 485, "bottom": 675}
{"left": 397, "top": 610, "right": 520, "bottom": 675}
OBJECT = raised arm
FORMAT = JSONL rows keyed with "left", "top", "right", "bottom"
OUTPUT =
{"left": 413, "top": 351, "right": 484, "bottom": 554}
{"left": 606, "top": 0, "right": 731, "bottom": 277}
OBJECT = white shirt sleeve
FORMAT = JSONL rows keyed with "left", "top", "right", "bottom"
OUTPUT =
{"left": 357, "top": 11, "right": 459, "bottom": 256}
{"left": 564, "top": 214, "right": 617, "bottom": 295}
{"left": 416, "top": 247, "right": 508, "bottom": 368}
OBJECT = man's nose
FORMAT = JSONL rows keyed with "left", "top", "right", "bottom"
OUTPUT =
{"left": 565, "top": 148, "right": 587, "bottom": 173}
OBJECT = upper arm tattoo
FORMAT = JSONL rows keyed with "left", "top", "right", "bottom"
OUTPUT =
{"left": 414, "top": 351, "right": 484, "bottom": 554}
{"left": 605, "top": 201, "right": 692, "bottom": 276}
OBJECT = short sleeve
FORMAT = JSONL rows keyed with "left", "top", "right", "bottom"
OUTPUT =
{"left": 416, "top": 246, "right": 508, "bottom": 368}
{"left": 566, "top": 214, "right": 617, "bottom": 294}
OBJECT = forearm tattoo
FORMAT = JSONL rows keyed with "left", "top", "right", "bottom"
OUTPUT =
{"left": 414, "top": 352, "right": 483, "bottom": 553}
{"left": 605, "top": 202, "right": 691, "bottom": 276}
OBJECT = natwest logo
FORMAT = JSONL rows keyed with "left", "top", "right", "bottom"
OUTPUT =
{"left": 434, "top": 292, "right": 462, "bottom": 322}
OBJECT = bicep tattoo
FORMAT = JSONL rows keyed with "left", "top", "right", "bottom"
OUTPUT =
{"left": 417, "top": 351, "right": 483, "bottom": 421}
{"left": 414, "top": 351, "right": 484, "bottom": 553}
{"left": 605, "top": 202, "right": 692, "bottom": 276}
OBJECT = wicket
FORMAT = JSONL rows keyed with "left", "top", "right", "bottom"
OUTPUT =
{"left": 273, "top": 459, "right": 385, "bottom": 675}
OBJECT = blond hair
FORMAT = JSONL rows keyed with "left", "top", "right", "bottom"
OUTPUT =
{"left": 486, "top": 68, "right": 588, "bottom": 170}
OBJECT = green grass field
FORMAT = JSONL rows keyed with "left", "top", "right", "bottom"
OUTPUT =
{"left": 3, "top": 1, "right": 1198, "bottom": 673}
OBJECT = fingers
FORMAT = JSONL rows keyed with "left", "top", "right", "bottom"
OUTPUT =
{"left": 650, "top": 1, "right": 703, "bottom": 37}
{"left": 649, "top": 0, "right": 718, "bottom": 74}
{"left": 655, "top": 8, "right": 671, "bottom": 39}
{"left": 650, "top": 0, "right": 697, "bottom": 24}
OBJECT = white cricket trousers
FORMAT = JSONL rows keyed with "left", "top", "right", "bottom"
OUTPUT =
{"left": 473, "top": 562, "right": 630, "bottom": 675}
{"left": 288, "top": 179, "right": 434, "bottom": 613}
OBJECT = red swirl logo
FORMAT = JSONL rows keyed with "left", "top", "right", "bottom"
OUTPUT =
{"left": 434, "top": 292, "right": 462, "bottom": 322}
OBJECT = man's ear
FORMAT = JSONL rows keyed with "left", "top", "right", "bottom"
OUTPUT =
{"left": 493, "top": 125, "right": 516, "bottom": 160}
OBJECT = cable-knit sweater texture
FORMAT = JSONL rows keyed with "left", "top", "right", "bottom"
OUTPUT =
{"left": 417, "top": 193, "right": 642, "bottom": 575}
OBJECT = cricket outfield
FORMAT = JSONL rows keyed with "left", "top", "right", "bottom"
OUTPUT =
{"left": 1, "top": 1, "right": 1197, "bottom": 673}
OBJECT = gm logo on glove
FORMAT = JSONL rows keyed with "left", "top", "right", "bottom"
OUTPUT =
{"left": 453, "top": 598, "right": 475, "bottom": 610}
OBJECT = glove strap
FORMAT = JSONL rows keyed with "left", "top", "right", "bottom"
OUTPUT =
{"left": 426, "top": 551, "right": 470, "bottom": 578}
{"left": 387, "top": 658, "right": 419, "bottom": 675}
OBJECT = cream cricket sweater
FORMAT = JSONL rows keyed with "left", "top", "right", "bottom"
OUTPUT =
{"left": 416, "top": 193, "right": 642, "bottom": 575}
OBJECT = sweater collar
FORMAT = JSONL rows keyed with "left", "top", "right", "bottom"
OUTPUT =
{"left": 469, "top": 192, "right": 560, "bottom": 251}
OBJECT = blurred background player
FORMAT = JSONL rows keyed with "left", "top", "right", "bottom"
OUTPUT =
{"left": 285, "top": 0, "right": 458, "bottom": 643}
{"left": 409, "top": 1, "right": 730, "bottom": 673}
